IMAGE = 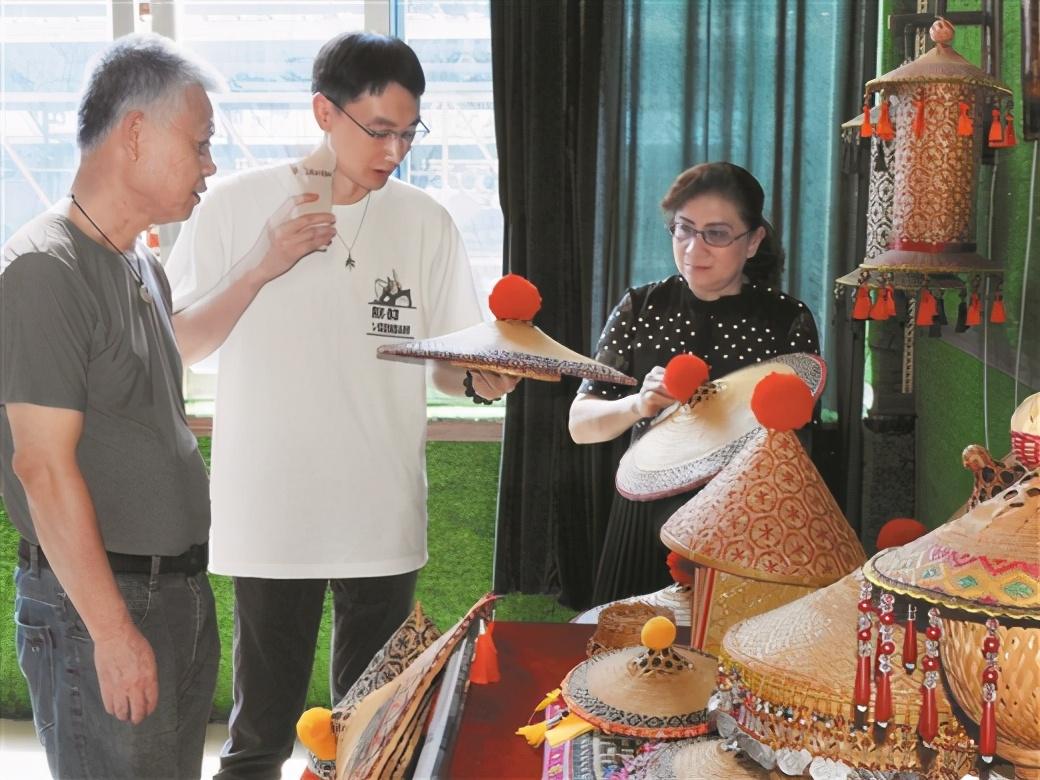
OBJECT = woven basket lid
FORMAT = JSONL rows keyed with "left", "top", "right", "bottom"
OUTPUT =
{"left": 376, "top": 319, "right": 635, "bottom": 385}
{"left": 720, "top": 573, "right": 956, "bottom": 727}
{"left": 587, "top": 601, "right": 676, "bottom": 657}
{"left": 864, "top": 471, "right": 1040, "bottom": 621}
{"left": 862, "top": 248, "right": 1004, "bottom": 274}
{"left": 661, "top": 428, "right": 865, "bottom": 587}
{"left": 834, "top": 268, "right": 967, "bottom": 291}
{"left": 865, "top": 18, "right": 1010, "bottom": 96}
{"left": 615, "top": 353, "right": 826, "bottom": 500}
{"left": 638, "top": 738, "right": 771, "bottom": 780}
{"left": 561, "top": 629, "right": 716, "bottom": 740}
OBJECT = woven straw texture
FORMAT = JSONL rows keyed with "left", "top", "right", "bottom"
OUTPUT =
{"left": 866, "top": 36, "right": 1010, "bottom": 94}
{"left": 864, "top": 472, "right": 1040, "bottom": 620}
{"left": 661, "top": 428, "right": 865, "bottom": 587}
{"left": 376, "top": 319, "right": 636, "bottom": 384}
{"left": 615, "top": 353, "right": 826, "bottom": 500}
{"left": 587, "top": 601, "right": 675, "bottom": 658}
{"left": 640, "top": 739, "right": 772, "bottom": 780}
{"left": 561, "top": 644, "right": 715, "bottom": 739}
{"left": 942, "top": 618, "right": 1040, "bottom": 770}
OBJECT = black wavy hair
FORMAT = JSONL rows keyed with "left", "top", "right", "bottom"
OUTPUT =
{"left": 312, "top": 32, "right": 425, "bottom": 106}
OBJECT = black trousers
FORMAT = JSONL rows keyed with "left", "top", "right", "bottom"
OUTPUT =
{"left": 214, "top": 570, "right": 418, "bottom": 780}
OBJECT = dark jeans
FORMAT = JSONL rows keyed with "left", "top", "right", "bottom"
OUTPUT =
{"left": 14, "top": 558, "right": 220, "bottom": 779}
{"left": 215, "top": 570, "right": 419, "bottom": 780}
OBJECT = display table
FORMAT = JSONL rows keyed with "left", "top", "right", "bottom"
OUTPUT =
{"left": 446, "top": 621, "right": 594, "bottom": 779}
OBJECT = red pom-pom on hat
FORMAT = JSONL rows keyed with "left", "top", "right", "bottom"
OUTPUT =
{"left": 750, "top": 372, "right": 813, "bottom": 431}
{"left": 489, "top": 274, "right": 542, "bottom": 321}
{"left": 666, "top": 552, "right": 695, "bottom": 586}
{"left": 662, "top": 353, "right": 710, "bottom": 403}
{"left": 876, "top": 517, "right": 926, "bottom": 550}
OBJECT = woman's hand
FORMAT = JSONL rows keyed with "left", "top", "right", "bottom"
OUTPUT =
{"left": 631, "top": 366, "right": 677, "bottom": 418}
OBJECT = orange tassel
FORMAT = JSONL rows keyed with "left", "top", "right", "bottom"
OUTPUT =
{"left": 852, "top": 284, "right": 872, "bottom": 320}
{"left": 884, "top": 284, "right": 896, "bottom": 317}
{"left": 957, "top": 102, "right": 973, "bottom": 136}
{"left": 913, "top": 99, "right": 926, "bottom": 137}
{"left": 979, "top": 620, "right": 1000, "bottom": 762}
{"left": 916, "top": 289, "right": 937, "bottom": 326}
{"left": 990, "top": 295, "right": 1006, "bottom": 323}
{"left": 966, "top": 293, "right": 982, "bottom": 326}
{"left": 876, "top": 99, "right": 895, "bottom": 141}
{"left": 860, "top": 102, "right": 873, "bottom": 138}
{"left": 869, "top": 289, "right": 890, "bottom": 321}
{"left": 1004, "top": 112, "right": 1018, "bottom": 147}
{"left": 469, "top": 622, "right": 500, "bottom": 684}
{"left": 988, "top": 108, "right": 1004, "bottom": 145}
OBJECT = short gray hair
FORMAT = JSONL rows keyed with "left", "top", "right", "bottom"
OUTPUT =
{"left": 78, "top": 33, "right": 222, "bottom": 151}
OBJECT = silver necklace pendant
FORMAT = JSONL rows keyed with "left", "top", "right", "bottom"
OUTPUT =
{"left": 345, "top": 253, "right": 356, "bottom": 270}
{"left": 139, "top": 284, "right": 153, "bottom": 304}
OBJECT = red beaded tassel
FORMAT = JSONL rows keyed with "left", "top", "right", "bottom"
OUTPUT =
{"left": 854, "top": 580, "right": 874, "bottom": 730}
{"left": 874, "top": 593, "right": 895, "bottom": 744}
{"left": 1003, "top": 111, "right": 1018, "bottom": 147}
{"left": 876, "top": 98, "right": 895, "bottom": 141}
{"left": 917, "top": 608, "right": 942, "bottom": 770}
{"left": 860, "top": 101, "right": 873, "bottom": 138}
{"left": 902, "top": 604, "right": 918, "bottom": 672}
{"left": 957, "top": 101, "right": 974, "bottom": 136}
{"left": 988, "top": 107, "right": 1004, "bottom": 146}
{"left": 852, "top": 284, "right": 872, "bottom": 320}
{"left": 912, "top": 98, "right": 926, "bottom": 138}
{"left": 884, "top": 284, "right": 896, "bottom": 318}
{"left": 916, "top": 288, "right": 937, "bottom": 327}
{"left": 978, "top": 619, "right": 1000, "bottom": 770}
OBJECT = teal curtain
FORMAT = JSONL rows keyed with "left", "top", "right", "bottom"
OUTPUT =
{"left": 597, "top": 0, "right": 868, "bottom": 401}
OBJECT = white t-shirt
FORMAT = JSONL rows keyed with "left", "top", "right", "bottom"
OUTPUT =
{"left": 165, "top": 164, "right": 481, "bottom": 578}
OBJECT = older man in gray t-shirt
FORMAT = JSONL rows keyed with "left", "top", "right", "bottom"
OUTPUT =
{"left": 0, "top": 36, "right": 225, "bottom": 779}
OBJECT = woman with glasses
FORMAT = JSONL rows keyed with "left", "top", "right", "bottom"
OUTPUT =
{"left": 569, "top": 161, "right": 819, "bottom": 604}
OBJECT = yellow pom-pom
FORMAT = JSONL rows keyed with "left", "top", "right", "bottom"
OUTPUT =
{"left": 296, "top": 707, "right": 337, "bottom": 761}
{"left": 640, "top": 616, "right": 676, "bottom": 651}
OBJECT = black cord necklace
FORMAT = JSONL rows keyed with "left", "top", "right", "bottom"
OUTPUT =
{"left": 69, "top": 193, "right": 153, "bottom": 304}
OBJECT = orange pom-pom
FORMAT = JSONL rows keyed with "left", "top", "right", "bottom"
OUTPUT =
{"left": 662, "top": 353, "right": 710, "bottom": 403}
{"left": 750, "top": 372, "right": 813, "bottom": 431}
{"left": 876, "top": 518, "right": 927, "bottom": 550}
{"left": 488, "top": 274, "right": 542, "bottom": 321}
{"left": 296, "top": 707, "right": 337, "bottom": 761}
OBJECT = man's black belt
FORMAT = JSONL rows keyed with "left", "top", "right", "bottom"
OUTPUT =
{"left": 18, "top": 539, "right": 208, "bottom": 577}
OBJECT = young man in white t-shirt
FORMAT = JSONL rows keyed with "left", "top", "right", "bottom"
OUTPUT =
{"left": 165, "top": 32, "right": 516, "bottom": 779}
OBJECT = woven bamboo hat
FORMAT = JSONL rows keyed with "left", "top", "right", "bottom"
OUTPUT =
{"left": 864, "top": 471, "right": 1040, "bottom": 621}
{"left": 661, "top": 426, "right": 865, "bottom": 588}
{"left": 637, "top": 739, "right": 771, "bottom": 780}
{"left": 615, "top": 353, "right": 826, "bottom": 500}
{"left": 561, "top": 617, "right": 715, "bottom": 740}
{"left": 376, "top": 274, "right": 636, "bottom": 385}
{"left": 717, "top": 573, "right": 974, "bottom": 776}
{"left": 586, "top": 601, "right": 675, "bottom": 658}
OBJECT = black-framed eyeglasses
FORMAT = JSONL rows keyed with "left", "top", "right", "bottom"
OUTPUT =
{"left": 322, "top": 93, "right": 430, "bottom": 145}
{"left": 667, "top": 221, "right": 753, "bottom": 248}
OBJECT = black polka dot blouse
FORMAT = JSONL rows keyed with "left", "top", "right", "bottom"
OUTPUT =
{"left": 577, "top": 275, "right": 820, "bottom": 415}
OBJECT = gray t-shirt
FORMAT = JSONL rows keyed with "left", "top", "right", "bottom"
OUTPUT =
{"left": 0, "top": 209, "right": 210, "bottom": 555}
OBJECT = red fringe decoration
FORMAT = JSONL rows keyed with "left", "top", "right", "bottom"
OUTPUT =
{"left": 988, "top": 108, "right": 1004, "bottom": 145}
{"left": 884, "top": 284, "right": 896, "bottom": 317}
{"left": 957, "top": 102, "right": 974, "bottom": 137}
{"left": 979, "top": 621, "right": 1000, "bottom": 762}
{"left": 875, "top": 670, "right": 893, "bottom": 725}
{"left": 990, "top": 295, "right": 1006, "bottom": 324}
{"left": 662, "top": 353, "right": 710, "bottom": 403}
{"left": 854, "top": 654, "right": 872, "bottom": 711}
{"left": 913, "top": 99, "right": 926, "bottom": 138}
{"left": 489, "top": 274, "right": 542, "bottom": 321}
{"left": 869, "top": 288, "right": 890, "bottom": 320}
{"left": 469, "top": 622, "right": 500, "bottom": 684}
{"left": 750, "top": 372, "right": 814, "bottom": 431}
{"left": 966, "top": 293, "right": 982, "bottom": 327}
{"left": 980, "top": 699, "right": 997, "bottom": 760}
{"left": 860, "top": 102, "right": 873, "bottom": 138}
{"left": 919, "top": 684, "right": 938, "bottom": 743}
{"left": 876, "top": 99, "right": 895, "bottom": 141}
{"left": 1004, "top": 112, "right": 1018, "bottom": 147}
{"left": 916, "top": 289, "right": 937, "bottom": 326}
{"left": 852, "top": 285, "right": 872, "bottom": 320}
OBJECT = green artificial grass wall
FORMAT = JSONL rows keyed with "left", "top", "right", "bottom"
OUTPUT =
{"left": 0, "top": 438, "right": 575, "bottom": 721}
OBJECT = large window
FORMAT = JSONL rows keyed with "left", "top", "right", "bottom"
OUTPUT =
{"left": 1, "top": 1, "right": 503, "bottom": 418}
